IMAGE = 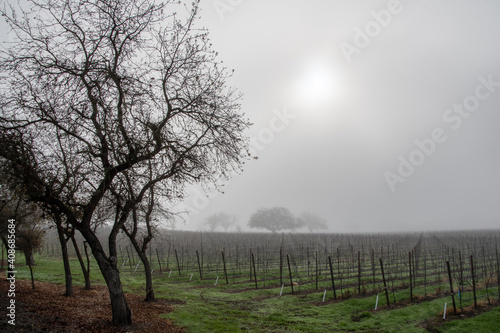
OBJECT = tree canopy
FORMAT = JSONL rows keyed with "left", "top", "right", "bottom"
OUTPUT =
{"left": 298, "top": 211, "right": 328, "bottom": 232}
{"left": 0, "top": 0, "right": 250, "bottom": 325}
{"left": 0, "top": 189, "right": 45, "bottom": 265}
{"left": 204, "top": 212, "right": 238, "bottom": 231}
{"left": 248, "top": 207, "right": 299, "bottom": 233}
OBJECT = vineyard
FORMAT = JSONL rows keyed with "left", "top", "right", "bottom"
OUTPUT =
{"left": 12, "top": 229, "right": 500, "bottom": 331}
{"left": 40, "top": 230, "right": 500, "bottom": 305}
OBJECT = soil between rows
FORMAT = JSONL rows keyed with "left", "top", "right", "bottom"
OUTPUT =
{"left": 0, "top": 277, "right": 184, "bottom": 333}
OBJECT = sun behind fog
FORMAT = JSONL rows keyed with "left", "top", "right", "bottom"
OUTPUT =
{"left": 292, "top": 60, "right": 340, "bottom": 109}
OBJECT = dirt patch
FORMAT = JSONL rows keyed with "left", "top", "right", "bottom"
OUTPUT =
{"left": 0, "top": 277, "right": 185, "bottom": 333}
{"left": 421, "top": 299, "right": 500, "bottom": 332}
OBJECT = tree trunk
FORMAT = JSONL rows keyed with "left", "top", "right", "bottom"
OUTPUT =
{"left": 56, "top": 222, "right": 73, "bottom": 296}
{"left": 28, "top": 254, "right": 35, "bottom": 290}
{"left": 139, "top": 250, "right": 155, "bottom": 302}
{"left": 24, "top": 250, "right": 35, "bottom": 266}
{"left": 70, "top": 234, "right": 91, "bottom": 290}
{"left": 128, "top": 238, "right": 155, "bottom": 302}
{"left": 78, "top": 227, "right": 132, "bottom": 326}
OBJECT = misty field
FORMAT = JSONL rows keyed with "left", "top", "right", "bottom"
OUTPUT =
{"left": 9, "top": 229, "right": 500, "bottom": 332}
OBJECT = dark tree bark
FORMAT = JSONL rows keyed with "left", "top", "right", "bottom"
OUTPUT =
{"left": 79, "top": 226, "right": 132, "bottom": 325}
{"left": 55, "top": 214, "right": 74, "bottom": 297}
{"left": 135, "top": 247, "right": 155, "bottom": 302}
{"left": 24, "top": 251, "right": 35, "bottom": 266}
{"left": 71, "top": 234, "right": 91, "bottom": 290}
{"left": 118, "top": 176, "right": 158, "bottom": 302}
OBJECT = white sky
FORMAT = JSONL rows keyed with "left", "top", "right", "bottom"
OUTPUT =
{"left": 2, "top": 0, "right": 499, "bottom": 233}
{"left": 179, "top": 0, "right": 500, "bottom": 233}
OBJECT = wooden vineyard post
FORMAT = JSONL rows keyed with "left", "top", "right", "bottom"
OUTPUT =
{"left": 458, "top": 251, "right": 464, "bottom": 292}
{"left": 412, "top": 249, "right": 416, "bottom": 287}
{"left": 316, "top": 251, "right": 319, "bottom": 290}
{"left": 175, "top": 249, "right": 181, "bottom": 277}
{"left": 424, "top": 252, "right": 427, "bottom": 296}
{"left": 371, "top": 249, "right": 376, "bottom": 285}
{"left": 409, "top": 252, "right": 413, "bottom": 302}
{"left": 287, "top": 254, "right": 294, "bottom": 295}
{"left": 249, "top": 249, "right": 252, "bottom": 281}
{"left": 196, "top": 250, "right": 202, "bottom": 280}
{"left": 166, "top": 242, "right": 171, "bottom": 269}
{"left": 251, "top": 252, "right": 258, "bottom": 289}
{"left": 458, "top": 250, "right": 464, "bottom": 310}
{"left": 481, "top": 246, "right": 490, "bottom": 303}
{"left": 446, "top": 261, "right": 457, "bottom": 315}
{"left": 337, "top": 247, "right": 342, "bottom": 297}
{"left": 156, "top": 248, "right": 163, "bottom": 274}
{"left": 496, "top": 247, "right": 500, "bottom": 301}
{"left": 222, "top": 251, "right": 229, "bottom": 285}
{"left": 328, "top": 256, "right": 337, "bottom": 299}
{"left": 181, "top": 246, "right": 186, "bottom": 277}
{"left": 470, "top": 255, "right": 477, "bottom": 309}
{"left": 358, "top": 251, "right": 361, "bottom": 295}
{"left": 307, "top": 247, "right": 310, "bottom": 276}
{"left": 280, "top": 246, "right": 283, "bottom": 285}
{"left": 380, "top": 258, "right": 390, "bottom": 307}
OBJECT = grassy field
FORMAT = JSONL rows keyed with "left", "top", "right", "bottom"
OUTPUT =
{"left": 10, "top": 253, "right": 500, "bottom": 332}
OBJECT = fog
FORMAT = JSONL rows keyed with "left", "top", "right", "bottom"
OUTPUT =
{"left": 178, "top": 0, "right": 500, "bottom": 233}
{"left": 3, "top": 0, "right": 499, "bottom": 233}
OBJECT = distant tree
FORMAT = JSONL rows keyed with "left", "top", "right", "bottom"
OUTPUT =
{"left": 298, "top": 211, "right": 328, "bottom": 232}
{"left": 248, "top": 207, "right": 299, "bottom": 233}
{"left": 204, "top": 212, "right": 237, "bottom": 232}
{"left": 0, "top": 189, "right": 45, "bottom": 266}
{"left": 0, "top": 188, "right": 45, "bottom": 290}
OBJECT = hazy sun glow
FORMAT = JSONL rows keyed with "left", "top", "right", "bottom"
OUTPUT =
{"left": 293, "top": 60, "right": 339, "bottom": 109}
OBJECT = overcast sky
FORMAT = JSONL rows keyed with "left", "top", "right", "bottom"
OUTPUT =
{"left": 2, "top": 1, "right": 499, "bottom": 233}
{"left": 177, "top": 0, "right": 500, "bottom": 233}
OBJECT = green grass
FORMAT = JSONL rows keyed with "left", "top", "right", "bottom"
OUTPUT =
{"left": 438, "top": 306, "right": 500, "bottom": 333}
{"left": 10, "top": 254, "right": 500, "bottom": 332}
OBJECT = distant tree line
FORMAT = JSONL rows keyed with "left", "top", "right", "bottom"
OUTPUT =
{"left": 203, "top": 208, "right": 328, "bottom": 233}
{"left": 248, "top": 207, "right": 328, "bottom": 233}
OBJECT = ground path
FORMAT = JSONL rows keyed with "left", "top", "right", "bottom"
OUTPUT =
{"left": 0, "top": 278, "right": 184, "bottom": 332}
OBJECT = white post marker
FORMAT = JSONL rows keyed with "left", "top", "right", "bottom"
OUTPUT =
{"left": 322, "top": 289, "right": 327, "bottom": 303}
{"left": 190, "top": 273, "right": 193, "bottom": 281}
{"left": 168, "top": 269, "right": 172, "bottom": 278}
{"left": 134, "top": 263, "right": 140, "bottom": 272}
{"left": 375, "top": 294, "right": 379, "bottom": 310}
{"left": 443, "top": 303, "right": 447, "bottom": 320}
{"left": 280, "top": 284, "right": 284, "bottom": 296}
{"left": 215, "top": 276, "right": 219, "bottom": 286}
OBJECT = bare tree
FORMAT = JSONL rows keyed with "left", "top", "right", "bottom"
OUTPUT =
{"left": 1, "top": 173, "right": 76, "bottom": 295}
{"left": 0, "top": 0, "right": 249, "bottom": 326}
{"left": 204, "top": 212, "right": 237, "bottom": 232}
{"left": 0, "top": 188, "right": 45, "bottom": 266}
{"left": 248, "top": 207, "right": 299, "bottom": 233}
{"left": 0, "top": 188, "right": 45, "bottom": 290}
{"left": 298, "top": 211, "right": 328, "bottom": 232}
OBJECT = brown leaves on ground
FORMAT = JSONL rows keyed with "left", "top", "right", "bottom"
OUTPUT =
{"left": 0, "top": 278, "right": 185, "bottom": 333}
